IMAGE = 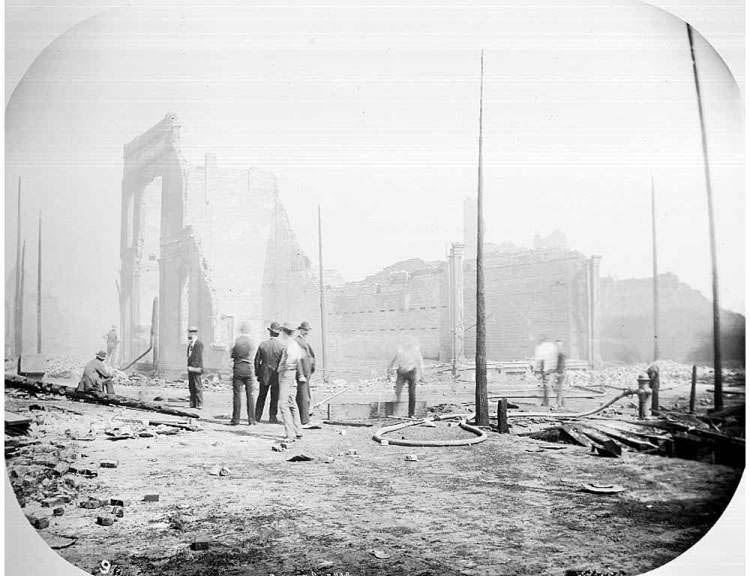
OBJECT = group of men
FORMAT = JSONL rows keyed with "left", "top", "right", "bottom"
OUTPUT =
{"left": 185, "top": 320, "right": 317, "bottom": 443}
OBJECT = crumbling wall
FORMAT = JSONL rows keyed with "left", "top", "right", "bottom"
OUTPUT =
{"left": 463, "top": 248, "right": 595, "bottom": 362}
{"left": 121, "top": 116, "right": 320, "bottom": 375}
{"left": 326, "top": 261, "right": 448, "bottom": 369}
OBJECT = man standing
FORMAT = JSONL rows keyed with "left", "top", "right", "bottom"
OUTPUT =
{"left": 554, "top": 339, "right": 567, "bottom": 408}
{"left": 254, "top": 321, "right": 284, "bottom": 423}
{"left": 77, "top": 350, "right": 114, "bottom": 395}
{"left": 534, "top": 337, "right": 557, "bottom": 407}
{"left": 105, "top": 326, "right": 119, "bottom": 367}
{"left": 295, "top": 321, "right": 316, "bottom": 425}
{"left": 187, "top": 326, "right": 204, "bottom": 409}
{"left": 231, "top": 322, "right": 257, "bottom": 425}
{"left": 387, "top": 337, "right": 424, "bottom": 418}
{"left": 277, "top": 322, "right": 305, "bottom": 442}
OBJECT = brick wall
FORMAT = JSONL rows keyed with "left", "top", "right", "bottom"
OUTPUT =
{"left": 464, "top": 249, "right": 591, "bottom": 361}
{"left": 327, "top": 263, "right": 448, "bottom": 367}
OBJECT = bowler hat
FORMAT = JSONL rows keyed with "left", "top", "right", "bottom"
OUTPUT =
{"left": 268, "top": 321, "right": 281, "bottom": 334}
{"left": 298, "top": 321, "right": 312, "bottom": 331}
{"left": 96, "top": 350, "right": 107, "bottom": 361}
{"left": 280, "top": 322, "right": 297, "bottom": 334}
{"left": 188, "top": 326, "right": 199, "bottom": 333}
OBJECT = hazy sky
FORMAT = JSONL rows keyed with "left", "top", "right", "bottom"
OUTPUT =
{"left": 3, "top": 0, "right": 745, "bottom": 354}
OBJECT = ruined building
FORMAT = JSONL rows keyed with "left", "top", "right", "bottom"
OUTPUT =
{"left": 326, "top": 216, "right": 601, "bottom": 368}
{"left": 119, "top": 115, "right": 319, "bottom": 374}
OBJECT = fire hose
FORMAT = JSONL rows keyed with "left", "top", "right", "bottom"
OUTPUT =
{"left": 372, "top": 389, "right": 637, "bottom": 447}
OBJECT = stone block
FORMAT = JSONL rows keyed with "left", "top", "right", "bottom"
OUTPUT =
{"left": 26, "top": 515, "right": 49, "bottom": 529}
{"left": 96, "top": 515, "right": 115, "bottom": 526}
{"left": 53, "top": 508, "right": 64, "bottom": 517}
{"left": 142, "top": 494, "right": 159, "bottom": 502}
{"left": 100, "top": 460, "right": 119, "bottom": 469}
{"left": 190, "top": 535, "right": 210, "bottom": 551}
{"left": 110, "top": 498, "right": 127, "bottom": 507}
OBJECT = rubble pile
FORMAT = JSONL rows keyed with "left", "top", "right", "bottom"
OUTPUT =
{"left": 45, "top": 356, "right": 86, "bottom": 379}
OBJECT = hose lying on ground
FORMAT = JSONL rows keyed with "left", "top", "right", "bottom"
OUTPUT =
{"left": 371, "top": 389, "right": 637, "bottom": 447}
{"left": 372, "top": 414, "right": 487, "bottom": 447}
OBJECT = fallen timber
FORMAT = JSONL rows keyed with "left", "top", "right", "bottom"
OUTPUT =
{"left": 5, "top": 374, "right": 200, "bottom": 419}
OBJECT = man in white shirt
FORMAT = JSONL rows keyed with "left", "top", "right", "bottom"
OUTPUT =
{"left": 276, "top": 322, "right": 306, "bottom": 442}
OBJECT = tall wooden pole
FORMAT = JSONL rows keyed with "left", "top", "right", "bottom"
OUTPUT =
{"left": 651, "top": 177, "right": 659, "bottom": 362}
{"left": 475, "top": 50, "right": 489, "bottom": 426}
{"left": 37, "top": 211, "right": 43, "bottom": 353}
{"left": 687, "top": 24, "right": 722, "bottom": 411}
{"left": 318, "top": 205, "right": 328, "bottom": 383}
{"left": 18, "top": 241, "right": 26, "bottom": 356}
{"left": 14, "top": 177, "right": 22, "bottom": 357}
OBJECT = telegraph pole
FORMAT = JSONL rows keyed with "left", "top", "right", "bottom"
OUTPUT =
{"left": 37, "top": 211, "right": 43, "bottom": 353}
{"left": 14, "top": 177, "right": 22, "bottom": 357}
{"left": 18, "top": 241, "right": 27, "bottom": 357}
{"left": 687, "top": 24, "right": 722, "bottom": 410}
{"left": 651, "top": 177, "right": 659, "bottom": 362}
{"left": 318, "top": 205, "right": 328, "bottom": 383}
{"left": 474, "top": 50, "right": 489, "bottom": 426}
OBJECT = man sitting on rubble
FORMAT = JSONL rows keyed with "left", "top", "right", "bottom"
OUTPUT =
{"left": 77, "top": 350, "right": 115, "bottom": 396}
{"left": 387, "top": 337, "right": 424, "bottom": 418}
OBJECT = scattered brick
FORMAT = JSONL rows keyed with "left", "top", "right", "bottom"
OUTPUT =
{"left": 79, "top": 498, "right": 106, "bottom": 509}
{"left": 111, "top": 506, "right": 124, "bottom": 518}
{"left": 96, "top": 515, "right": 115, "bottom": 526}
{"left": 142, "top": 494, "right": 159, "bottom": 502}
{"left": 53, "top": 508, "right": 64, "bottom": 517}
{"left": 110, "top": 498, "right": 126, "bottom": 507}
{"left": 26, "top": 515, "right": 49, "bottom": 530}
{"left": 190, "top": 536, "right": 210, "bottom": 551}
{"left": 405, "top": 454, "right": 419, "bottom": 462}
{"left": 53, "top": 463, "right": 70, "bottom": 476}
{"left": 100, "top": 460, "right": 119, "bottom": 469}
{"left": 64, "top": 477, "right": 80, "bottom": 489}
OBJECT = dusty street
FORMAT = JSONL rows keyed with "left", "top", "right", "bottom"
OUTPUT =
{"left": 5, "top": 366, "right": 743, "bottom": 576}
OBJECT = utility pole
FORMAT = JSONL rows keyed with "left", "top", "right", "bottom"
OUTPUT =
{"left": 318, "top": 205, "right": 328, "bottom": 383}
{"left": 687, "top": 24, "right": 722, "bottom": 410}
{"left": 475, "top": 50, "right": 489, "bottom": 426}
{"left": 14, "top": 177, "right": 22, "bottom": 357}
{"left": 37, "top": 211, "right": 43, "bottom": 353}
{"left": 18, "top": 241, "right": 26, "bottom": 357}
{"left": 651, "top": 177, "right": 659, "bottom": 362}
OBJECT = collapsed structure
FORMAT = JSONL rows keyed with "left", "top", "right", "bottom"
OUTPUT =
{"left": 119, "top": 115, "right": 319, "bottom": 374}
{"left": 119, "top": 115, "right": 603, "bottom": 374}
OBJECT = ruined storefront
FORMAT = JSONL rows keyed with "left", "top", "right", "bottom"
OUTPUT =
{"left": 119, "top": 115, "right": 319, "bottom": 375}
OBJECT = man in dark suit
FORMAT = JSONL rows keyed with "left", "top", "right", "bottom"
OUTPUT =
{"left": 254, "top": 321, "right": 284, "bottom": 423}
{"left": 187, "top": 326, "right": 204, "bottom": 409}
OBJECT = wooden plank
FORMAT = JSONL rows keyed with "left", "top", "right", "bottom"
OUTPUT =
{"left": 559, "top": 425, "right": 593, "bottom": 448}
{"left": 5, "top": 411, "right": 32, "bottom": 425}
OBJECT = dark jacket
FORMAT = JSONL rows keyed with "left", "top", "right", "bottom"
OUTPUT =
{"left": 295, "top": 335, "right": 316, "bottom": 380}
{"left": 254, "top": 337, "right": 284, "bottom": 385}
{"left": 187, "top": 339, "right": 204, "bottom": 374}
{"left": 77, "top": 358, "right": 111, "bottom": 393}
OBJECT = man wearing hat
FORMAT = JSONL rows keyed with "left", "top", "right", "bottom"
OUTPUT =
{"left": 187, "top": 326, "right": 204, "bottom": 409}
{"left": 254, "top": 321, "right": 284, "bottom": 423}
{"left": 77, "top": 350, "right": 114, "bottom": 395}
{"left": 295, "top": 321, "right": 316, "bottom": 425}
{"left": 230, "top": 322, "right": 258, "bottom": 425}
{"left": 276, "top": 322, "right": 305, "bottom": 441}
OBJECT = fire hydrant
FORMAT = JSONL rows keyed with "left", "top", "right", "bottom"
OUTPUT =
{"left": 636, "top": 374, "right": 652, "bottom": 419}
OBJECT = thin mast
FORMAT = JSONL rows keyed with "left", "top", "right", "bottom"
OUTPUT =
{"left": 687, "top": 24, "right": 722, "bottom": 410}
{"left": 475, "top": 50, "right": 489, "bottom": 426}
{"left": 318, "top": 205, "right": 328, "bottom": 383}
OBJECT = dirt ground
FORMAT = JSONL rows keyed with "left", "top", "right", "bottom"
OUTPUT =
{"left": 5, "top": 367, "right": 744, "bottom": 576}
